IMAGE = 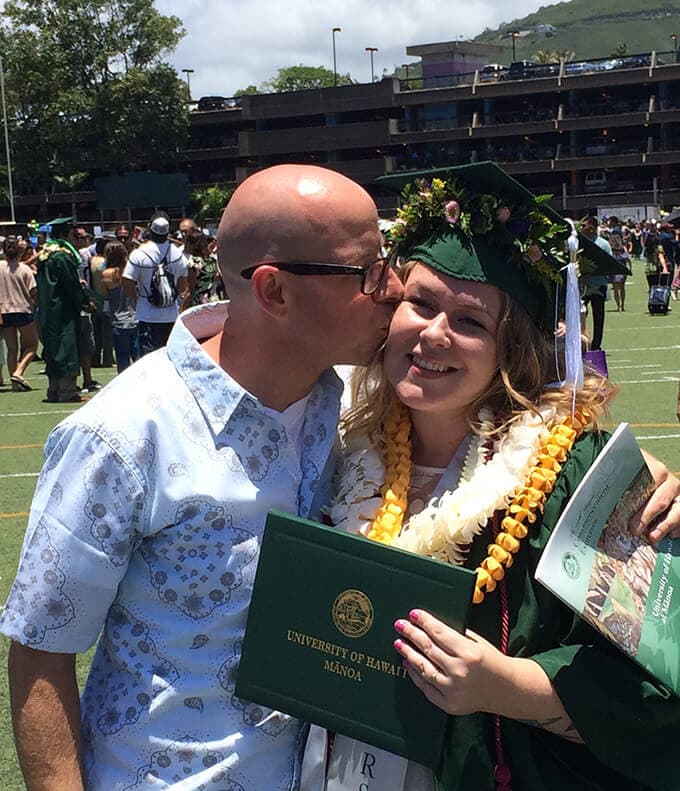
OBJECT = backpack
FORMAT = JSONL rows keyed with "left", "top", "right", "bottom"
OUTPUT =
{"left": 146, "top": 248, "right": 177, "bottom": 308}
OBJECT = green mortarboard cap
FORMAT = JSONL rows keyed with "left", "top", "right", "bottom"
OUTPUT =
{"left": 378, "top": 161, "right": 626, "bottom": 329}
{"left": 405, "top": 228, "right": 548, "bottom": 322}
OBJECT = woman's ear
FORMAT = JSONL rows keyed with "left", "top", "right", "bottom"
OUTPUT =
{"left": 250, "top": 265, "right": 288, "bottom": 318}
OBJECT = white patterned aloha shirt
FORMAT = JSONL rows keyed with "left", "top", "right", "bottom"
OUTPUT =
{"left": 0, "top": 301, "right": 342, "bottom": 791}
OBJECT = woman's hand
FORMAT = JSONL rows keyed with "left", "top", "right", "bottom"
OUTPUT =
{"left": 393, "top": 609, "right": 583, "bottom": 743}
{"left": 393, "top": 609, "right": 509, "bottom": 716}
{"left": 631, "top": 451, "right": 680, "bottom": 542}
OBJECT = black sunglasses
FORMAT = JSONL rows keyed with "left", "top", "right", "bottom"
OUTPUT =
{"left": 240, "top": 258, "right": 391, "bottom": 296}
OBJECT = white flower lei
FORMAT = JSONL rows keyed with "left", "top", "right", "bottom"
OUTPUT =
{"left": 329, "top": 402, "right": 566, "bottom": 563}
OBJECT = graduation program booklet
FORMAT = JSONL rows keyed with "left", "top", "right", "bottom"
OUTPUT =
{"left": 235, "top": 509, "right": 476, "bottom": 769}
{"left": 535, "top": 422, "right": 680, "bottom": 695}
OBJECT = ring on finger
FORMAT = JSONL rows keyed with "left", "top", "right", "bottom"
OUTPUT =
{"left": 430, "top": 670, "right": 439, "bottom": 685}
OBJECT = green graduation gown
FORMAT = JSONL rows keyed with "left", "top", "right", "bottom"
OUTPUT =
{"left": 435, "top": 432, "right": 680, "bottom": 791}
{"left": 36, "top": 243, "right": 88, "bottom": 378}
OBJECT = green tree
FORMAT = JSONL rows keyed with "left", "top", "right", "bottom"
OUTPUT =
{"left": 261, "top": 65, "right": 354, "bottom": 92}
{"left": 93, "top": 64, "right": 190, "bottom": 172}
{"left": 53, "top": 171, "right": 88, "bottom": 221}
{"left": 0, "top": 164, "right": 12, "bottom": 207}
{"left": 554, "top": 49, "right": 575, "bottom": 63}
{"left": 533, "top": 48, "right": 575, "bottom": 64}
{"left": 533, "top": 48, "right": 555, "bottom": 64}
{"left": 234, "top": 85, "right": 260, "bottom": 96}
{"left": 611, "top": 43, "right": 628, "bottom": 57}
{"left": 191, "top": 182, "right": 236, "bottom": 223}
{"left": 0, "top": 0, "right": 189, "bottom": 194}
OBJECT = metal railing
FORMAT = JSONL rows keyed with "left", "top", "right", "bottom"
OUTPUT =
{"left": 397, "top": 50, "right": 679, "bottom": 93}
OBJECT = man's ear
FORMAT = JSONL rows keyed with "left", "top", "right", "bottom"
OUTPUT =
{"left": 250, "top": 265, "right": 288, "bottom": 317}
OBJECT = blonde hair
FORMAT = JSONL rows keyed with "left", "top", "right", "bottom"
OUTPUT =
{"left": 342, "top": 263, "right": 616, "bottom": 455}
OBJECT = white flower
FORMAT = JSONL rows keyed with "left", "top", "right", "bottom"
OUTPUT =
{"left": 327, "top": 445, "right": 385, "bottom": 535}
{"left": 329, "top": 400, "right": 567, "bottom": 565}
{"left": 394, "top": 404, "right": 560, "bottom": 561}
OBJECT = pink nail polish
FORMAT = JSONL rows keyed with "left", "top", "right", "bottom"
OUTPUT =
{"left": 394, "top": 619, "right": 406, "bottom": 632}
{"left": 394, "top": 639, "right": 404, "bottom": 650}
{"left": 409, "top": 609, "right": 420, "bottom": 622}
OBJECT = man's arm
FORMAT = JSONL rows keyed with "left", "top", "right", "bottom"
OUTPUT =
{"left": 176, "top": 275, "right": 189, "bottom": 309}
{"left": 8, "top": 642, "right": 84, "bottom": 790}
{"left": 179, "top": 270, "right": 196, "bottom": 312}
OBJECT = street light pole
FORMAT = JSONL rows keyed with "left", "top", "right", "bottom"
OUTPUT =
{"left": 672, "top": 34, "right": 678, "bottom": 54}
{"left": 511, "top": 31, "right": 519, "bottom": 62}
{"left": 0, "top": 57, "right": 15, "bottom": 224}
{"left": 332, "top": 27, "right": 341, "bottom": 87}
{"left": 366, "top": 47, "right": 378, "bottom": 83}
{"left": 181, "top": 68, "right": 194, "bottom": 100}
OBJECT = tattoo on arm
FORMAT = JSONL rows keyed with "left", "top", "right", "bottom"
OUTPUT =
{"left": 517, "top": 716, "right": 584, "bottom": 744}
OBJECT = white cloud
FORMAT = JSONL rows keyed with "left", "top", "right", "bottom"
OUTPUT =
{"left": 155, "top": 0, "right": 562, "bottom": 98}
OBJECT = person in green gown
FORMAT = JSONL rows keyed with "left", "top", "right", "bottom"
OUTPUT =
{"left": 303, "top": 163, "right": 680, "bottom": 791}
{"left": 36, "top": 237, "right": 90, "bottom": 402}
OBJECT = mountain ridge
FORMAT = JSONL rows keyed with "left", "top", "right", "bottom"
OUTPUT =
{"left": 474, "top": 0, "right": 680, "bottom": 61}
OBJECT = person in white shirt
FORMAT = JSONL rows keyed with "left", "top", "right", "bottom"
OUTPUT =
{"left": 122, "top": 212, "right": 189, "bottom": 355}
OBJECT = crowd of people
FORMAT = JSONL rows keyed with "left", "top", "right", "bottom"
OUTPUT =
{"left": 0, "top": 216, "right": 222, "bottom": 400}
{"left": 576, "top": 214, "right": 680, "bottom": 353}
{"left": 2, "top": 208, "right": 677, "bottom": 401}
{"left": 2, "top": 165, "right": 680, "bottom": 791}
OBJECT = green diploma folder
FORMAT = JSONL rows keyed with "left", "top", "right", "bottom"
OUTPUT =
{"left": 235, "top": 509, "right": 476, "bottom": 769}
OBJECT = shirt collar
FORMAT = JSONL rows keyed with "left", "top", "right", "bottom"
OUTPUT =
{"left": 166, "top": 302, "right": 343, "bottom": 437}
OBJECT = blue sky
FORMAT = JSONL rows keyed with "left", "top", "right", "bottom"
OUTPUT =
{"left": 156, "top": 0, "right": 561, "bottom": 99}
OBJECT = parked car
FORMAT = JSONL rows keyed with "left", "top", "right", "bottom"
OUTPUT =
{"left": 619, "top": 54, "right": 665, "bottom": 68}
{"left": 585, "top": 171, "right": 608, "bottom": 192}
{"left": 585, "top": 140, "right": 609, "bottom": 155}
{"left": 564, "top": 61, "right": 598, "bottom": 75}
{"left": 197, "top": 96, "right": 229, "bottom": 111}
{"left": 503, "top": 60, "right": 558, "bottom": 80}
{"left": 503, "top": 60, "right": 536, "bottom": 80}
{"left": 479, "top": 63, "right": 508, "bottom": 82}
{"left": 592, "top": 59, "right": 622, "bottom": 72}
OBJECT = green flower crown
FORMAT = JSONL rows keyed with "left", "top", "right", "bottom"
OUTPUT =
{"left": 388, "top": 175, "right": 570, "bottom": 289}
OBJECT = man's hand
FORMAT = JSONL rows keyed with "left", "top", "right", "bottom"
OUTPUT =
{"left": 8, "top": 642, "right": 84, "bottom": 790}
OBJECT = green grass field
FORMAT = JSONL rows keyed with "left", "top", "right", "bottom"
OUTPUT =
{"left": 0, "top": 270, "right": 679, "bottom": 786}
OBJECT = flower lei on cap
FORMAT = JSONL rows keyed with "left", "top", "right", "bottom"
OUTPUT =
{"left": 388, "top": 175, "right": 569, "bottom": 294}
{"left": 363, "top": 400, "right": 587, "bottom": 603}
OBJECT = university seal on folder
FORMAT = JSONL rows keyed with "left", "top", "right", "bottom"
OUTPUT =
{"left": 235, "top": 509, "right": 476, "bottom": 768}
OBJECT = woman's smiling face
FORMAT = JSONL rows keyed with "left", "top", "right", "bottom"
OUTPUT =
{"left": 383, "top": 262, "right": 502, "bottom": 421}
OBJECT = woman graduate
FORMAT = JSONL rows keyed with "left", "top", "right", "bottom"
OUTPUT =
{"left": 304, "top": 163, "right": 680, "bottom": 791}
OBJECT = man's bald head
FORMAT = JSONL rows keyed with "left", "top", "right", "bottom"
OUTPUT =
{"left": 217, "top": 165, "right": 380, "bottom": 293}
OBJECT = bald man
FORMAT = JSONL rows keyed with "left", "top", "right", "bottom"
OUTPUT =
{"left": 2, "top": 165, "right": 404, "bottom": 790}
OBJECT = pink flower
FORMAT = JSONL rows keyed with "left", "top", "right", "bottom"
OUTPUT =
{"left": 444, "top": 200, "right": 460, "bottom": 224}
{"left": 496, "top": 206, "right": 511, "bottom": 223}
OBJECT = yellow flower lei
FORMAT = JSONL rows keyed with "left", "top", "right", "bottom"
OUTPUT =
{"left": 366, "top": 401, "right": 587, "bottom": 604}
{"left": 366, "top": 400, "right": 411, "bottom": 544}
